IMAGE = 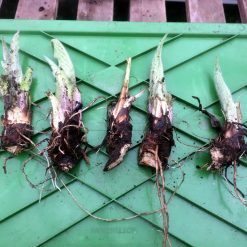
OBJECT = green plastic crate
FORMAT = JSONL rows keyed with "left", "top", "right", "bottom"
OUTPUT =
{"left": 0, "top": 20, "right": 247, "bottom": 247}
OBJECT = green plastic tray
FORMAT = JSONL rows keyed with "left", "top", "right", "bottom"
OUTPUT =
{"left": 0, "top": 20, "right": 247, "bottom": 247}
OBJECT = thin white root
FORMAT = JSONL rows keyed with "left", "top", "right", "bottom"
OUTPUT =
{"left": 233, "top": 161, "right": 247, "bottom": 206}
{"left": 23, "top": 151, "right": 176, "bottom": 222}
{"left": 60, "top": 178, "right": 171, "bottom": 222}
{"left": 82, "top": 96, "right": 106, "bottom": 112}
{"left": 21, "top": 135, "right": 61, "bottom": 192}
{"left": 167, "top": 167, "right": 185, "bottom": 204}
{"left": 155, "top": 146, "right": 171, "bottom": 247}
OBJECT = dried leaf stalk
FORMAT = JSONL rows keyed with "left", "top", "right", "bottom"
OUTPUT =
{"left": 104, "top": 57, "right": 143, "bottom": 171}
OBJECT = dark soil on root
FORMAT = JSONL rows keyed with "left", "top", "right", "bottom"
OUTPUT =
{"left": 48, "top": 105, "right": 88, "bottom": 172}
{"left": 1, "top": 123, "right": 32, "bottom": 151}
{"left": 1, "top": 80, "right": 32, "bottom": 153}
{"left": 104, "top": 105, "right": 132, "bottom": 171}
{"left": 140, "top": 113, "right": 174, "bottom": 168}
{"left": 210, "top": 122, "right": 246, "bottom": 170}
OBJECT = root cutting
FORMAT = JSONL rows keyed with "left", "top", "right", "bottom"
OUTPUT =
{"left": 139, "top": 34, "right": 174, "bottom": 247}
{"left": 104, "top": 57, "right": 143, "bottom": 171}
{"left": 45, "top": 39, "right": 88, "bottom": 172}
{"left": 193, "top": 59, "right": 247, "bottom": 205}
{"left": 0, "top": 32, "right": 33, "bottom": 172}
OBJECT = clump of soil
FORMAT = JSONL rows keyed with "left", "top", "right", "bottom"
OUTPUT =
{"left": 210, "top": 122, "right": 246, "bottom": 170}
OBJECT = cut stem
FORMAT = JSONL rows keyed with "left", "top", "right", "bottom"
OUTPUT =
{"left": 104, "top": 57, "right": 143, "bottom": 171}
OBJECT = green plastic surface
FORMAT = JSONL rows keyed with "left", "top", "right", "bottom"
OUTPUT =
{"left": 0, "top": 20, "right": 247, "bottom": 247}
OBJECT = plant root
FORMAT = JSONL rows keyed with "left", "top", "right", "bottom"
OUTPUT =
{"left": 139, "top": 113, "right": 174, "bottom": 169}
{"left": 47, "top": 103, "right": 88, "bottom": 172}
